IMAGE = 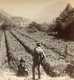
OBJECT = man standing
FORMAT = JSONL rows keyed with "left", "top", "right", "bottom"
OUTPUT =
{"left": 32, "top": 42, "right": 45, "bottom": 80}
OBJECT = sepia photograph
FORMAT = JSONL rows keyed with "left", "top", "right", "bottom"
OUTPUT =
{"left": 0, "top": 0, "right": 74, "bottom": 80}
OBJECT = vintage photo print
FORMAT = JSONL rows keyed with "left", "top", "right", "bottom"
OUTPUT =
{"left": 0, "top": 0, "right": 74, "bottom": 80}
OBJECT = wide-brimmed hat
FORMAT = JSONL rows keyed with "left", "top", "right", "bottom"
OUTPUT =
{"left": 36, "top": 42, "right": 41, "bottom": 46}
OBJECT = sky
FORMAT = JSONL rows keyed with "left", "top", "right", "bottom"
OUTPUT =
{"left": 0, "top": 0, "right": 74, "bottom": 23}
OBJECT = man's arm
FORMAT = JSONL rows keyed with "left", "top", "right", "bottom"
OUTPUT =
{"left": 40, "top": 48, "right": 46, "bottom": 60}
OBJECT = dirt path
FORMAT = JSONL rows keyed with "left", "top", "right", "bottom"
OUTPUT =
{"left": 0, "top": 70, "right": 73, "bottom": 80}
{"left": 0, "top": 32, "right": 7, "bottom": 67}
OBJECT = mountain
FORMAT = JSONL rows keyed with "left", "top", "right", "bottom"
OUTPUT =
{"left": 0, "top": 10, "right": 32, "bottom": 30}
{"left": 0, "top": 10, "right": 13, "bottom": 25}
{"left": 11, "top": 17, "right": 32, "bottom": 27}
{"left": 54, "top": 4, "right": 74, "bottom": 40}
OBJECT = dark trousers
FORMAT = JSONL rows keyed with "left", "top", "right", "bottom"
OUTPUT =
{"left": 32, "top": 62, "right": 41, "bottom": 80}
